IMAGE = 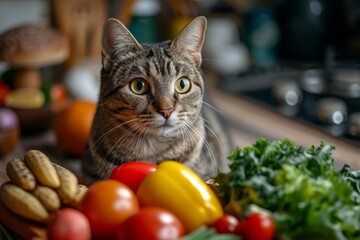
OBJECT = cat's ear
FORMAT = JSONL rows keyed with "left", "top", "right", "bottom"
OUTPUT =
{"left": 171, "top": 16, "right": 207, "bottom": 68}
{"left": 102, "top": 18, "right": 142, "bottom": 70}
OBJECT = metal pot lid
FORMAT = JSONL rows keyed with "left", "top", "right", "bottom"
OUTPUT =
{"left": 331, "top": 69, "right": 360, "bottom": 98}
{"left": 299, "top": 69, "right": 326, "bottom": 94}
{"left": 348, "top": 112, "right": 360, "bottom": 137}
{"left": 315, "top": 97, "right": 348, "bottom": 125}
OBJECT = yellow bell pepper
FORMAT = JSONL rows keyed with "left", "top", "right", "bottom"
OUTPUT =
{"left": 136, "top": 160, "right": 223, "bottom": 232}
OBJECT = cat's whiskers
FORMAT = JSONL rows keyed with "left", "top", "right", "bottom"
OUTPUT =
{"left": 198, "top": 116, "right": 227, "bottom": 159}
{"left": 116, "top": 121, "right": 151, "bottom": 161}
{"left": 86, "top": 118, "right": 140, "bottom": 155}
{"left": 202, "top": 69, "right": 216, "bottom": 80}
{"left": 110, "top": 117, "right": 154, "bottom": 158}
{"left": 97, "top": 121, "right": 146, "bottom": 179}
{"left": 95, "top": 124, "right": 139, "bottom": 179}
{"left": 201, "top": 58, "right": 217, "bottom": 62}
{"left": 94, "top": 101, "right": 106, "bottom": 107}
{"left": 176, "top": 113, "right": 201, "bottom": 164}
{"left": 181, "top": 121, "right": 217, "bottom": 176}
{"left": 177, "top": 123, "right": 190, "bottom": 163}
{"left": 130, "top": 123, "right": 153, "bottom": 159}
{"left": 202, "top": 101, "right": 223, "bottom": 115}
{"left": 107, "top": 122, "right": 144, "bottom": 159}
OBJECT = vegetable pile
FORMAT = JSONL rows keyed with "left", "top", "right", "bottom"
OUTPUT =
{"left": 213, "top": 138, "right": 360, "bottom": 240}
{"left": 80, "top": 161, "right": 239, "bottom": 240}
{"left": 4, "top": 139, "right": 360, "bottom": 240}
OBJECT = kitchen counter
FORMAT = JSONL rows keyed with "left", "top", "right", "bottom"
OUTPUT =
{"left": 205, "top": 73, "right": 360, "bottom": 169}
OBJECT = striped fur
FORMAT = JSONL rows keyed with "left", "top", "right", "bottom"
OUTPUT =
{"left": 82, "top": 16, "right": 231, "bottom": 183}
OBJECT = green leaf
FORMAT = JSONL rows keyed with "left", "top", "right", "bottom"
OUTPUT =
{"left": 214, "top": 139, "right": 360, "bottom": 239}
{"left": 180, "top": 226, "right": 241, "bottom": 240}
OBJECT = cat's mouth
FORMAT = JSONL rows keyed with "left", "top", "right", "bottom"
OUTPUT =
{"left": 154, "top": 112, "right": 177, "bottom": 127}
{"left": 153, "top": 112, "right": 180, "bottom": 135}
{"left": 161, "top": 120, "right": 175, "bottom": 128}
{"left": 157, "top": 123, "right": 178, "bottom": 136}
{"left": 157, "top": 118, "right": 176, "bottom": 129}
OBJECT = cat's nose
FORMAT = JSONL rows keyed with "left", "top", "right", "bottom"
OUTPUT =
{"left": 160, "top": 108, "right": 174, "bottom": 119}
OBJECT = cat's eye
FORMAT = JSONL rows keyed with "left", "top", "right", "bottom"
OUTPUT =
{"left": 175, "top": 78, "right": 191, "bottom": 94}
{"left": 130, "top": 79, "right": 149, "bottom": 95}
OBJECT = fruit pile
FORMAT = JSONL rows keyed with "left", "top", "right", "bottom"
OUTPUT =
{"left": 83, "top": 161, "right": 225, "bottom": 240}
{"left": 52, "top": 99, "right": 96, "bottom": 157}
{"left": 0, "top": 150, "right": 87, "bottom": 223}
{"left": 0, "top": 75, "right": 69, "bottom": 135}
{"left": 0, "top": 150, "right": 276, "bottom": 240}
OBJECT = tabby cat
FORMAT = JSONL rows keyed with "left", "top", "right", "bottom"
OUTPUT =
{"left": 82, "top": 16, "right": 231, "bottom": 183}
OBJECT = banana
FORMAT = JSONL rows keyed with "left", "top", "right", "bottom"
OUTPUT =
{"left": 31, "top": 185, "right": 61, "bottom": 212}
{"left": 68, "top": 184, "right": 89, "bottom": 209}
{"left": 6, "top": 158, "right": 36, "bottom": 190}
{"left": 0, "top": 182, "right": 49, "bottom": 222}
{"left": 53, "top": 163, "right": 78, "bottom": 204}
{"left": 24, "top": 150, "right": 60, "bottom": 188}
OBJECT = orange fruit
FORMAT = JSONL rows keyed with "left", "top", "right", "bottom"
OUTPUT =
{"left": 53, "top": 99, "right": 96, "bottom": 157}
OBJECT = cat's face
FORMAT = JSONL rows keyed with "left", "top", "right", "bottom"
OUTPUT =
{"left": 98, "top": 17, "right": 207, "bottom": 137}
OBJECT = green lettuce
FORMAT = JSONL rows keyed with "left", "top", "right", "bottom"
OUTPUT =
{"left": 214, "top": 139, "right": 360, "bottom": 239}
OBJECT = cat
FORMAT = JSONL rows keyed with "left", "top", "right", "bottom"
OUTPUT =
{"left": 82, "top": 16, "right": 231, "bottom": 183}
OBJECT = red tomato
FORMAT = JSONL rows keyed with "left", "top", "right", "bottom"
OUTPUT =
{"left": 0, "top": 82, "right": 10, "bottom": 105}
{"left": 242, "top": 212, "right": 275, "bottom": 240}
{"left": 81, "top": 179, "right": 140, "bottom": 240}
{"left": 51, "top": 83, "right": 68, "bottom": 103}
{"left": 116, "top": 206, "right": 186, "bottom": 240}
{"left": 109, "top": 162, "right": 157, "bottom": 193}
{"left": 210, "top": 214, "right": 243, "bottom": 234}
{"left": 47, "top": 208, "right": 91, "bottom": 240}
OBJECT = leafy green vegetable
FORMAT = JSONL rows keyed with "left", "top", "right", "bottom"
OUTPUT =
{"left": 214, "top": 139, "right": 360, "bottom": 240}
{"left": 180, "top": 226, "right": 241, "bottom": 240}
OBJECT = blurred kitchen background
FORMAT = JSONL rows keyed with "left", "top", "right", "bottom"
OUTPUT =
{"left": 1, "top": 0, "right": 360, "bottom": 181}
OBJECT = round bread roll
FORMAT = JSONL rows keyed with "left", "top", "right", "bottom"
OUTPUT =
{"left": 0, "top": 24, "right": 69, "bottom": 68}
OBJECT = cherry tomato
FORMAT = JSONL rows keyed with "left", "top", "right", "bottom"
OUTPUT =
{"left": 51, "top": 83, "right": 68, "bottom": 103}
{"left": 109, "top": 162, "right": 157, "bottom": 193}
{"left": 42, "top": 82, "right": 68, "bottom": 104}
{"left": 116, "top": 206, "right": 186, "bottom": 240}
{"left": 210, "top": 214, "right": 243, "bottom": 234}
{"left": 48, "top": 208, "right": 91, "bottom": 240}
{"left": 242, "top": 212, "right": 275, "bottom": 240}
{"left": 0, "top": 82, "right": 10, "bottom": 105}
{"left": 81, "top": 179, "right": 139, "bottom": 240}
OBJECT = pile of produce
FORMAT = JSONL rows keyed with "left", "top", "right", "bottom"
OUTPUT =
{"left": 1, "top": 139, "right": 360, "bottom": 240}
{"left": 0, "top": 150, "right": 240, "bottom": 240}
{"left": 1, "top": 150, "right": 87, "bottom": 223}
{"left": 213, "top": 138, "right": 360, "bottom": 240}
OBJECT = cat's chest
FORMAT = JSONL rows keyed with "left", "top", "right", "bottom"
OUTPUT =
{"left": 128, "top": 136, "right": 180, "bottom": 163}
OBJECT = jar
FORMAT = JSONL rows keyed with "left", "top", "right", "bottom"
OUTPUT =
{"left": 330, "top": 69, "right": 360, "bottom": 114}
{"left": 299, "top": 69, "right": 328, "bottom": 121}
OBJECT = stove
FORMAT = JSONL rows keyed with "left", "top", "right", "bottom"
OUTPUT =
{"left": 219, "top": 64, "right": 360, "bottom": 147}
